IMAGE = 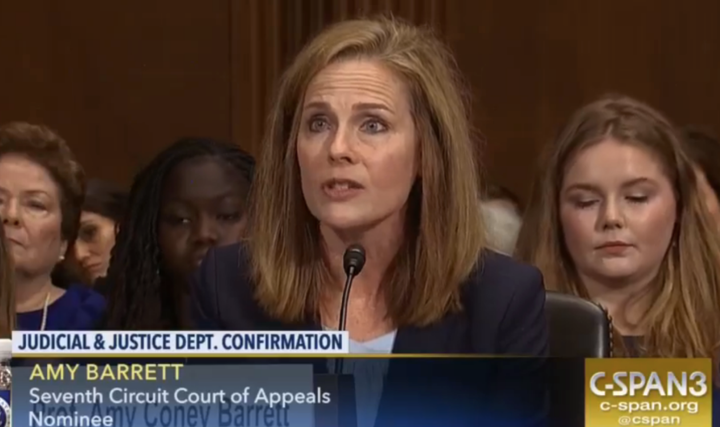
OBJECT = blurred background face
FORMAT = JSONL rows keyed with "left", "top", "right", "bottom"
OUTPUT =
{"left": 158, "top": 156, "right": 249, "bottom": 283}
{"left": 694, "top": 168, "right": 720, "bottom": 224}
{"left": 559, "top": 139, "right": 676, "bottom": 286}
{"left": 296, "top": 59, "right": 418, "bottom": 232}
{"left": 483, "top": 199, "right": 520, "bottom": 218}
{"left": 0, "top": 154, "right": 66, "bottom": 278}
{"left": 74, "top": 211, "right": 116, "bottom": 281}
{"left": 481, "top": 199, "right": 522, "bottom": 255}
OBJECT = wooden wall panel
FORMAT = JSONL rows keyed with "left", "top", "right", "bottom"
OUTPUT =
{"left": 1, "top": 0, "right": 718, "bottom": 199}
{"left": 451, "top": 0, "right": 720, "bottom": 200}
{"left": 0, "top": 0, "right": 231, "bottom": 186}
{"left": 230, "top": 0, "right": 720, "bottom": 200}
{"left": 230, "top": 0, "right": 449, "bottom": 156}
{"left": 229, "top": 0, "right": 282, "bottom": 157}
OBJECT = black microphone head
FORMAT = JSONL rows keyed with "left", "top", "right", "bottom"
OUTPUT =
{"left": 343, "top": 244, "right": 366, "bottom": 276}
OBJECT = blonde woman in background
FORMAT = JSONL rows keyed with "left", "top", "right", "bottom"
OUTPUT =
{"left": 516, "top": 94, "right": 720, "bottom": 364}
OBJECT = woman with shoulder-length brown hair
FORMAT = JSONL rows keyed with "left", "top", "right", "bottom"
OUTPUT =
{"left": 0, "top": 122, "right": 105, "bottom": 330}
{"left": 0, "top": 226, "right": 14, "bottom": 338}
{"left": 516, "top": 94, "right": 720, "bottom": 361}
{"left": 192, "top": 16, "right": 547, "bottom": 426}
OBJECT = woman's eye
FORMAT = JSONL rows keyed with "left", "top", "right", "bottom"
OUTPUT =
{"left": 28, "top": 201, "right": 47, "bottom": 211}
{"left": 360, "top": 119, "right": 387, "bottom": 134}
{"left": 627, "top": 195, "right": 649, "bottom": 204}
{"left": 163, "top": 215, "right": 191, "bottom": 226}
{"left": 218, "top": 212, "right": 241, "bottom": 221}
{"left": 79, "top": 226, "right": 97, "bottom": 241}
{"left": 308, "top": 118, "right": 330, "bottom": 133}
{"left": 574, "top": 200, "right": 597, "bottom": 209}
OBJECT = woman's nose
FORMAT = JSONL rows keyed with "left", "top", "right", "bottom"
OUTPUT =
{"left": 327, "top": 128, "right": 359, "bottom": 165}
{"left": 1, "top": 215, "right": 20, "bottom": 226}
{"left": 1, "top": 201, "right": 21, "bottom": 226}
{"left": 75, "top": 245, "right": 91, "bottom": 262}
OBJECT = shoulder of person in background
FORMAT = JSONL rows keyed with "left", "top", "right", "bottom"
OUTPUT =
{"left": 91, "top": 276, "right": 110, "bottom": 296}
{"left": 57, "top": 284, "right": 107, "bottom": 330}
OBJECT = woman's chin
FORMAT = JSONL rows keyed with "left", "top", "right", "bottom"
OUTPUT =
{"left": 317, "top": 214, "right": 377, "bottom": 235}
{"left": 320, "top": 219, "right": 367, "bottom": 232}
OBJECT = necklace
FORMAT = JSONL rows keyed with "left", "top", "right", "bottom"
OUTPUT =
{"left": 39, "top": 292, "right": 50, "bottom": 331}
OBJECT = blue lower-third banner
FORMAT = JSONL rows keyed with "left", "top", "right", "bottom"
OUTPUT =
{"left": 14, "top": 363, "right": 317, "bottom": 427}
{"left": 8, "top": 357, "right": 554, "bottom": 427}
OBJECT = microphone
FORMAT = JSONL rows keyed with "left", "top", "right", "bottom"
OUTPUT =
{"left": 335, "top": 244, "right": 365, "bottom": 374}
{"left": 338, "top": 244, "right": 366, "bottom": 332}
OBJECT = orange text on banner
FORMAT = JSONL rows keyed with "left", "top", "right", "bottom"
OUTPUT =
{"left": 585, "top": 358, "right": 712, "bottom": 427}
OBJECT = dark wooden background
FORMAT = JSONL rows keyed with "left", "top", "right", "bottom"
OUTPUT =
{"left": 1, "top": 0, "right": 718, "bottom": 201}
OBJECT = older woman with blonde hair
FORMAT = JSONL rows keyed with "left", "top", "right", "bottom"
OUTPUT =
{"left": 193, "top": 17, "right": 547, "bottom": 426}
{"left": 516, "top": 94, "right": 720, "bottom": 363}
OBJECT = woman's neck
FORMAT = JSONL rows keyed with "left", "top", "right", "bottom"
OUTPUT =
{"left": 320, "top": 218, "right": 404, "bottom": 300}
{"left": 581, "top": 273, "right": 655, "bottom": 336}
{"left": 319, "top": 214, "right": 405, "bottom": 339}
{"left": 15, "top": 274, "right": 56, "bottom": 313}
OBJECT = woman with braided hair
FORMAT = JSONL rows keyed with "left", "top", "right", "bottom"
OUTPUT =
{"left": 103, "top": 137, "right": 255, "bottom": 330}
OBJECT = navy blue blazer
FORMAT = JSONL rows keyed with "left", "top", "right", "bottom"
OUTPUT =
{"left": 191, "top": 242, "right": 548, "bottom": 355}
{"left": 191, "top": 243, "right": 549, "bottom": 426}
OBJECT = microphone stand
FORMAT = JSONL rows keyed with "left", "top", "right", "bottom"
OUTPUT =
{"left": 335, "top": 265, "right": 357, "bottom": 375}
{"left": 315, "top": 245, "right": 362, "bottom": 427}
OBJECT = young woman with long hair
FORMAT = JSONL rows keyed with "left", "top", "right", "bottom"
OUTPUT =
{"left": 517, "top": 94, "right": 720, "bottom": 362}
